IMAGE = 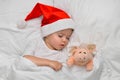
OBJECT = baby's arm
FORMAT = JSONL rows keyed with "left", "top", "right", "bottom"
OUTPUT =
{"left": 23, "top": 55, "right": 62, "bottom": 71}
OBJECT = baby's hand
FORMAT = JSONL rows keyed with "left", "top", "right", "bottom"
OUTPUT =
{"left": 48, "top": 60, "right": 63, "bottom": 71}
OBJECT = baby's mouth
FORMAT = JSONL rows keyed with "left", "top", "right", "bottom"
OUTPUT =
{"left": 61, "top": 44, "right": 65, "bottom": 47}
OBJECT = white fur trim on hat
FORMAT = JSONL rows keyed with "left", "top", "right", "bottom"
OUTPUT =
{"left": 17, "top": 20, "right": 27, "bottom": 29}
{"left": 41, "top": 19, "right": 75, "bottom": 37}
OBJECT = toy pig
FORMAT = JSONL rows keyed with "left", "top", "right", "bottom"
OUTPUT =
{"left": 67, "top": 44, "right": 96, "bottom": 71}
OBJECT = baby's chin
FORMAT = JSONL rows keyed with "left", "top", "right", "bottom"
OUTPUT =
{"left": 52, "top": 45, "right": 67, "bottom": 50}
{"left": 56, "top": 47, "right": 65, "bottom": 51}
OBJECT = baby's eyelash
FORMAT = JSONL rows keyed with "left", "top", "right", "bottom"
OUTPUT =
{"left": 58, "top": 34, "right": 63, "bottom": 37}
{"left": 66, "top": 37, "right": 70, "bottom": 40}
{"left": 58, "top": 33, "right": 70, "bottom": 40}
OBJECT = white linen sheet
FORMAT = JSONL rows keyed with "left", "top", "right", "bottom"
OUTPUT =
{"left": 0, "top": 0, "right": 120, "bottom": 80}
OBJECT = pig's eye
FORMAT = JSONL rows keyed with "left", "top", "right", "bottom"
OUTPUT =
{"left": 84, "top": 52, "right": 86, "bottom": 54}
{"left": 79, "top": 52, "right": 82, "bottom": 54}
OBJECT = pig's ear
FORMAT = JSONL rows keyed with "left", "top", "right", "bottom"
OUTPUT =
{"left": 70, "top": 46, "right": 79, "bottom": 55}
{"left": 87, "top": 44, "right": 96, "bottom": 53}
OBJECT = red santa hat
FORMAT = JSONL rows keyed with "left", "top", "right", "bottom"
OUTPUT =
{"left": 25, "top": 3, "right": 75, "bottom": 37}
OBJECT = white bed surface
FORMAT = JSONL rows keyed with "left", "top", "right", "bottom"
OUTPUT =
{"left": 0, "top": 0, "right": 120, "bottom": 80}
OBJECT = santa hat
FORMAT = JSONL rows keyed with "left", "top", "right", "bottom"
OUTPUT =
{"left": 25, "top": 3, "right": 75, "bottom": 37}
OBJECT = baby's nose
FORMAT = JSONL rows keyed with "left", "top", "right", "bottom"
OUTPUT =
{"left": 62, "top": 37, "right": 67, "bottom": 42}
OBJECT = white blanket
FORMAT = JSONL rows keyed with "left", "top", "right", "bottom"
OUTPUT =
{"left": 0, "top": 0, "right": 120, "bottom": 80}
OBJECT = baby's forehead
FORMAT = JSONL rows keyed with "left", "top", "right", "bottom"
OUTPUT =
{"left": 56, "top": 29, "right": 73, "bottom": 36}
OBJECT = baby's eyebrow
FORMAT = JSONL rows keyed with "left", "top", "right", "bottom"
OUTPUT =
{"left": 66, "top": 34, "right": 72, "bottom": 37}
{"left": 57, "top": 33, "right": 63, "bottom": 35}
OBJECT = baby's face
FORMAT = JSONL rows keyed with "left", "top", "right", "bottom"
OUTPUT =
{"left": 44, "top": 29, "right": 73, "bottom": 50}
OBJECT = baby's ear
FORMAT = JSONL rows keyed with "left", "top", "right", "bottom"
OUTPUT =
{"left": 69, "top": 46, "right": 79, "bottom": 55}
{"left": 87, "top": 44, "right": 96, "bottom": 53}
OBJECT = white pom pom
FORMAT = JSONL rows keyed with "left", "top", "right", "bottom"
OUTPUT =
{"left": 17, "top": 20, "right": 27, "bottom": 29}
